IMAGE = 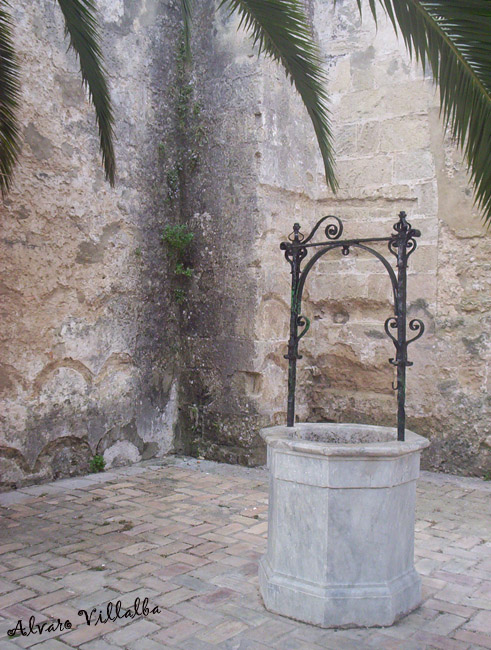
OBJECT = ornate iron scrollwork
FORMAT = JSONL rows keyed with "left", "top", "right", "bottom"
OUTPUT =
{"left": 280, "top": 210, "right": 425, "bottom": 441}
{"left": 283, "top": 245, "right": 307, "bottom": 269}
{"left": 287, "top": 222, "right": 305, "bottom": 242}
{"left": 384, "top": 316, "right": 399, "bottom": 349}
{"left": 324, "top": 216, "right": 344, "bottom": 241}
{"left": 301, "top": 215, "right": 344, "bottom": 245}
{"left": 408, "top": 318, "right": 425, "bottom": 345}
{"left": 389, "top": 211, "right": 420, "bottom": 259}
{"left": 297, "top": 315, "right": 310, "bottom": 341}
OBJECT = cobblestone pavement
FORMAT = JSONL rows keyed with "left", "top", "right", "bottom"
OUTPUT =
{"left": 0, "top": 457, "right": 490, "bottom": 650}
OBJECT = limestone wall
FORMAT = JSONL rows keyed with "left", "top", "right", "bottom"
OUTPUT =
{"left": 1, "top": 0, "right": 489, "bottom": 487}
{"left": 182, "top": 0, "right": 489, "bottom": 475}
{"left": 174, "top": 1, "right": 266, "bottom": 465}
{"left": 0, "top": 0, "right": 180, "bottom": 489}
{"left": 255, "top": 1, "right": 490, "bottom": 475}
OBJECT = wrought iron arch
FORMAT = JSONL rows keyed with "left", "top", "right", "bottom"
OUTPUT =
{"left": 280, "top": 211, "right": 424, "bottom": 440}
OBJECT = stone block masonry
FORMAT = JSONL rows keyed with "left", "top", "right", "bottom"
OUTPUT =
{"left": 179, "top": 0, "right": 489, "bottom": 475}
{"left": 245, "top": 0, "right": 489, "bottom": 476}
{"left": 1, "top": 0, "right": 489, "bottom": 486}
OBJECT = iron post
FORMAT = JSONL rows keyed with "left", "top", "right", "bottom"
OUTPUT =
{"left": 284, "top": 224, "right": 303, "bottom": 427}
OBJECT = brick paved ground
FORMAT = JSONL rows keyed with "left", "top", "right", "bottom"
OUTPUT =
{"left": 0, "top": 457, "right": 490, "bottom": 650}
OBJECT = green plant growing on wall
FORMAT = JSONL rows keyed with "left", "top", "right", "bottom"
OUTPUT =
{"left": 162, "top": 224, "right": 194, "bottom": 303}
{"left": 175, "top": 261, "right": 193, "bottom": 277}
{"left": 165, "top": 163, "right": 182, "bottom": 203}
{"left": 162, "top": 223, "right": 194, "bottom": 254}
{"left": 189, "top": 403, "right": 206, "bottom": 458}
{"left": 160, "top": 32, "right": 208, "bottom": 207}
{"left": 89, "top": 454, "right": 106, "bottom": 473}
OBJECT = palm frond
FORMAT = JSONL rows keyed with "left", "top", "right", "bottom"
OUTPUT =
{"left": 0, "top": 1, "right": 21, "bottom": 196}
{"left": 220, "top": 0, "right": 337, "bottom": 192}
{"left": 57, "top": 0, "right": 115, "bottom": 185}
{"left": 366, "top": 0, "right": 491, "bottom": 224}
{"left": 181, "top": 0, "right": 194, "bottom": 59}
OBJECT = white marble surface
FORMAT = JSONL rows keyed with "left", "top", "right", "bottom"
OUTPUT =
{"left": 259, "top": 423, "right": 430, "bottom": 627}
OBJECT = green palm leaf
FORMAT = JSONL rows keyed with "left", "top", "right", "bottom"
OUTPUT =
{"left": 367, "top": 0, "right": 491, "bottom": 224}
{"left": 220, "top": 0, "right": 337, "bottom": 192}
{"left": 57, "top": 0, "right": 115, "bottom": 185}
{"left": 0, "top": 1, "right": 21, "bottom": 196}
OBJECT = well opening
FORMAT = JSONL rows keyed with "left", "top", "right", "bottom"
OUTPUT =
{"left": 290, "top": 423, "right": 396, "bottom": 444}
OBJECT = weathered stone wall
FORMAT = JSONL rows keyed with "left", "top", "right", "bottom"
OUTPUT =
{"left": 174, "top": 1, "right": 266, "bottom": 465}
{"left": 0, "top": 0, "right": 181, "bottom": 489}
{"left": 182, "top": 0, "right": 489, "bottom": 475}
{"left": 1, "top": 0, "right": 489, "bottom": 486}
{"left": 257, "top": 1, "right": 490, "bottom": 476}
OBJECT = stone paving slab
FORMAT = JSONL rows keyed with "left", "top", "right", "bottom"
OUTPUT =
{"left": 0, "top": 456, "right": 490, "bottom": 649}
